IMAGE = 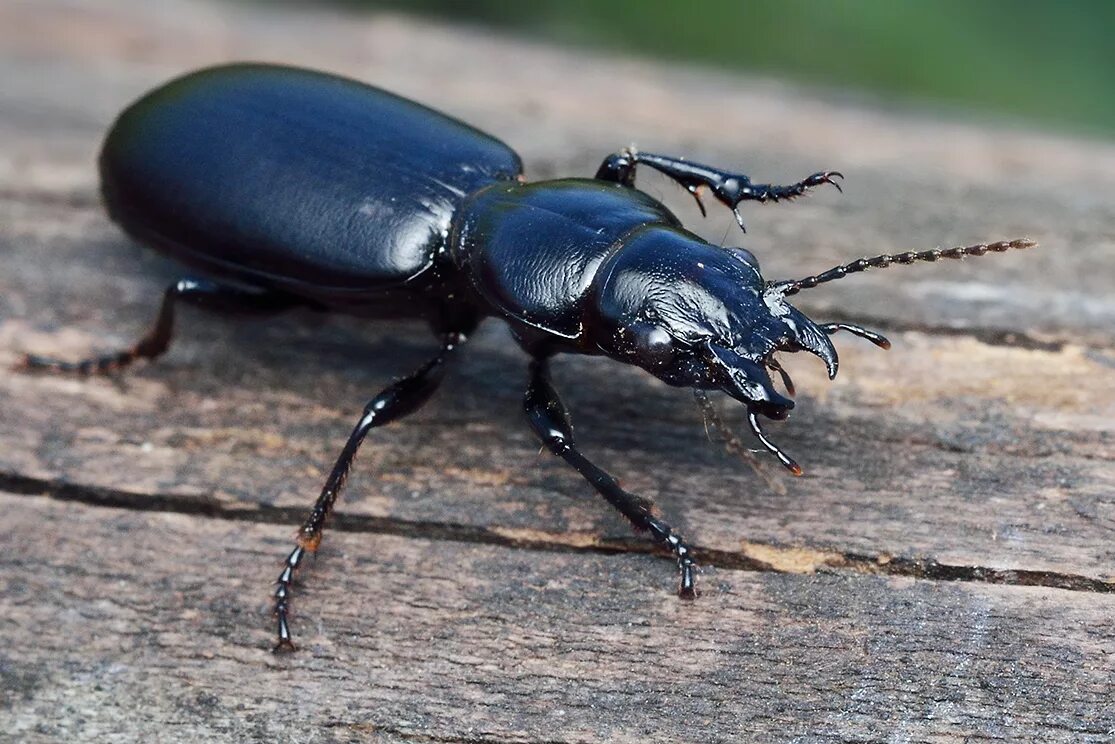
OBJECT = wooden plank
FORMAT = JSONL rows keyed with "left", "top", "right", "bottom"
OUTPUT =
{"left": 3, "top": 493, "right": 1113, "bottom": 743}
{"left": 2, "top": 14, "right": 1114, "bottom": 584}
{"left": 1, "top": 0, "right": 1114, "bottom": 740}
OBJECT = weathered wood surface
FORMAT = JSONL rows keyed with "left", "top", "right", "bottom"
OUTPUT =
{"left": 4, "top": 493, "right": 1114, "bottom": 743}
{"left": 1, "top": 0, "right": 1113, "bottom": 741}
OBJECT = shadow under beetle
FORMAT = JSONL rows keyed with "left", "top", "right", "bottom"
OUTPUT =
{"left": 21, "top": 64, "right": 1035, "bottom": 651}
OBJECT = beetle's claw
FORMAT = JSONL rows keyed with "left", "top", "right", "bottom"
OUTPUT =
{"left": 808, "top": 170, "right": 844, "bottom": 193}
{"left": 272, "top": 608, "right": 297, "bottom": 653}
{"left": 272, "top": 639, "right": 296, "bottom": 654}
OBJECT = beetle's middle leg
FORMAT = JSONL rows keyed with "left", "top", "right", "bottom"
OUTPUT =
{"left": 19, "top": 277, "right": 299, "bottom": 375}
{"left": 273, "top": 332, "right": 465, "bottom": 652}
{"left": 595, "top": 149, "right": 842, "bottom": 230}
{"left": 524, "top": 357, "right": 698, "bottom": 598}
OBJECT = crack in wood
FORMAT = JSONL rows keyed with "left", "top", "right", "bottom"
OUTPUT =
{"left": 4, "top": 470, "right": 1111, "bottom": 595}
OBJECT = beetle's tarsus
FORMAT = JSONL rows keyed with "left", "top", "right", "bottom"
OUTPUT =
{"left": 754, "top": 170, "right": 844, "bottom": 203}
{"left": 272, "top": 544, "right": 306, "bottom": 652}
{"left": 647, "top": 517, "right": 700, "bottom": 600}
{"left": 21, "top": 349, "right": 141, "bottom": 375}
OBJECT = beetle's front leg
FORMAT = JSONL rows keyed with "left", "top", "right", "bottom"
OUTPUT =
{"left": 595, "top": 149, "right": 842, "bottom": 231}
{"left": 273, "top": 332, "right": 466, "bottom": 652}
{"left": 524, "top": 357, "right": 698, "bottom": 598}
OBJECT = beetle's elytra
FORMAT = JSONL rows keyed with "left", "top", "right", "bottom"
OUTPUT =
{"left": 20, "top": 64, "right": 1035, "bottom": 651}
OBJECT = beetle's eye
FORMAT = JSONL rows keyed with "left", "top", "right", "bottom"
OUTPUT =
{"left": 630, "top": 323, "right": 674, "bottom": 365}
{"left": 729, "top": 247, "right": 759, "bottom": 269}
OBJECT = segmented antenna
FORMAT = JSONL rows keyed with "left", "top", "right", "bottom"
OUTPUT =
{"left": 773, "top": 238, "right": 1036, "bottom": 297}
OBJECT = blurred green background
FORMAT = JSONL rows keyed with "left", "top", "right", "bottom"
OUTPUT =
{"left": 335, "top": 0, "right": 1115, "bottom": 138}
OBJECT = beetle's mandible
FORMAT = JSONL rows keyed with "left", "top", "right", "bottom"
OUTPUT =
{"left": 19, "top": 64, "right": 1036, "bottom": 651}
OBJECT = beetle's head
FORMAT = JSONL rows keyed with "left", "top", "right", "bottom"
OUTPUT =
{"left": 587, "top": 227, "right": 836, "bottom": 423}
{"left": 586, "top": 228, "right": 1033, "bottom": 474}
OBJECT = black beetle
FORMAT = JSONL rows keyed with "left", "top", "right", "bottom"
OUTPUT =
{"left": 21, "top": 64, "right": 1034, "bottom": 650}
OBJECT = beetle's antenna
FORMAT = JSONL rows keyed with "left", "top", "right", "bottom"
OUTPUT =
{"left": 771, "top": 238, "right": 1036, "bottom": 297}
{"left": 747, "top": 411, "right": 803, "bottom": 476}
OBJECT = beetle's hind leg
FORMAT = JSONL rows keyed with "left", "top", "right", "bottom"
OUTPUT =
{"left": 595, "top": 149, "right": 842, "bottom": 231}
{"left": 273, "top": 332, "right": 465, "bottom": 652}
{"left": 18, "top": 278, "right": 299, "bottom": 375}
{"left": 524, "top": 358, "right": 698, "bottom": 598}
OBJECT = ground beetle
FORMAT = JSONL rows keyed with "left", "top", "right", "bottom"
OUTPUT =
{"left": 21, "top": 64, "right": 1035, "bottom": 650}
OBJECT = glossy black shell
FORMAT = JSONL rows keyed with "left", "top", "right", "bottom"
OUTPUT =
{"left": 451, "top": 179, "right": 680, "bottom": 341}
{"left": 99, "top": 63, "right": 705, "bottom": 350}
{"left": 100, "top": 64, "right": 523, "bottom": 307}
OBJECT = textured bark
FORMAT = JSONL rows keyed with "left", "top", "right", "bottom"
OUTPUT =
{"left": 1, "top": 0, "right": 1113, "bottom": 742}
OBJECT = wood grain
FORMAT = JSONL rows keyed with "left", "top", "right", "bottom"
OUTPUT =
{"left": 1, "top": 0, "right": 1113, "bottom": 741}
{"left": 4, "top": 494, "right": 1114, "bottom": 743}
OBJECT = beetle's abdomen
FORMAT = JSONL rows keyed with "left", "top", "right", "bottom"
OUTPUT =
{"left": 452, "top": 179, "right": 680, "bottom": 339}
{"left": 100, "top": 64, "right": 522, "bottom": 293}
